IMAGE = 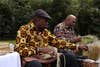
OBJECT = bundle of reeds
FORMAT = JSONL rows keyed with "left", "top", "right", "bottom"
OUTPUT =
{"left": 88, "top": 41, "right": 100, "bottom": 61}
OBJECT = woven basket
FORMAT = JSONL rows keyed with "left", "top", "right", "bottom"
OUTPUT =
{"left": 0, "top": 42, "right": 10, "bottom": 55}
{"left": 83, "top": 61, "right": 98, "bottom": 67}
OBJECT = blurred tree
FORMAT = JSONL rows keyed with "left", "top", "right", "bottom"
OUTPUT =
{"left": 66, "top": 0, "right": 80, "bottom": 16}
{"left": 0, "top": 3, "right": 13, "bottom": 39}
{"left": 0, "top": 0, "right": 35, "bottom": 39}
{"left": 94, "top": 0, "right": 100, "bottom": 9}
{"left": 0, "top": 0, "right": 100, "bottom": 39}
{"left": 77, "top": 0, "right": 94, "bottom": 35}
{"left": 48, "top": 0, "right": 71, "bottom": 32}
{"left": 88, "top": 9, "right": 100, "bottom": 38}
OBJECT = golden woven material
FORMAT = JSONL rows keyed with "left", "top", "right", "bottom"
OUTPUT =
{"left": 88, "top": 44, "right": 100, "bottom": 61}
{"left": 83, "top": 62, "right": 98, "bottom": 67}
{"left": 15, "top": 20, "right": 75, "bottom": 57}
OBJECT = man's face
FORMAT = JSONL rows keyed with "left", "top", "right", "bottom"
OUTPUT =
{"left": 36, "top": 17, "right": 48, "bottom": 31}
{"left": 65, "top": 17, "right": 76, "bottom": 27}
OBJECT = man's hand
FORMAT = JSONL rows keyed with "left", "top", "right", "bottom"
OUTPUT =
{"left": 78, "top": 44, "right": 88, "bottom": 51}
{"left": 38, "top": 47, "right": 55, "bottom": 54}
{"left": 37, "top": 46, "right": 57, "bottom": 59}
{"left": 24, "top": 57, "right": 38, "bottom": 62}
{"left": 71, "top": 36, "right": 81, "bottom": 43}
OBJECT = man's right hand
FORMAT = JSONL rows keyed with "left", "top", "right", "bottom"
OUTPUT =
{"left": 78, "top": 44, "right": 88, "bottom": 51}
{"left": 37, "top": 46, "right": 57, "bottom": 59}
{"left": 71, "top": 36, "right": 81, "bottom": 43}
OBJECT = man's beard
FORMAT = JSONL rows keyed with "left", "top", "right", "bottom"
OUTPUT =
{"left": 37, "top": 26, "right": 48, "bottom": 32}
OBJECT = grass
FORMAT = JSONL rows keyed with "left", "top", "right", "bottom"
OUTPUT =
{"left": 0, "top": 40, "right": 15, "bottom": 45}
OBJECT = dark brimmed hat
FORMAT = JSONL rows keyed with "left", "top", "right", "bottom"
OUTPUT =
{"left": 34, "top": 9, "right": 51, "bottom": 19}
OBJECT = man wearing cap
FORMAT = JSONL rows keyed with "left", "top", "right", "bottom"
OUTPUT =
{"left": 15, "top": 9, "right": 78, "bottom": 67}
{"left": 14, "top": 9, "right": 52, "bottom": 67}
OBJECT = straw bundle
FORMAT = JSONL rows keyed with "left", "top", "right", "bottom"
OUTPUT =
{"left": 88, "top": 41, "right": 100, "bottom": 61}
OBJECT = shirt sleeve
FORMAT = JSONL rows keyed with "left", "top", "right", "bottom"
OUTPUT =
{"left": 48, "top": 33, "right": 76, "bottom": 50}
{"left": 15, "top": 25, "right": 36, "bottom": 57}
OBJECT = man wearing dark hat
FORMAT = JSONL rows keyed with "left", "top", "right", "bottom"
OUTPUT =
{"left": 15, "top": 9, "right": 52, "bottom": 67}
{"left": 15, "top": 9, "right": 79, "bottom": 67}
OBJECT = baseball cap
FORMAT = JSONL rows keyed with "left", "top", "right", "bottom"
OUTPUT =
{"left": 34, "top": 9, "right": 51, "bottom": 20}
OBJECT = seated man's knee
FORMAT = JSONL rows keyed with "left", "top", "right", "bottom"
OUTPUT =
{"left": 25, "top": 60, "right": 42, "bottom": 67}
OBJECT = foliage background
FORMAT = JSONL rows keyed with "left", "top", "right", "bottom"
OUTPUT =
{"left": 0, "top": 0, "right": 100, "bottom": 40}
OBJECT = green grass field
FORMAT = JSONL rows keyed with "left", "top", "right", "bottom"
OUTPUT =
{"left": 0, "top": 40, "right": 15, "bottom": 45}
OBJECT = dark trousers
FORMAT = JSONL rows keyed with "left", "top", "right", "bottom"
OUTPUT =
{"left": 25, "top": 60, "right": 42, "bottom": 67}
{"left": 53, "top": 50, "right": 83, "bottom": 67}
{"left": 63, "top": 51, "right": 80, "bottom": 67}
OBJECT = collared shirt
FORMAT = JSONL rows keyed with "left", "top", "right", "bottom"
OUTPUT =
{"left": 54, "top": 22, "right": 76, "bottom": 42}
{"left": 15, "top": 21, "right": 75, "bottom": 57}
